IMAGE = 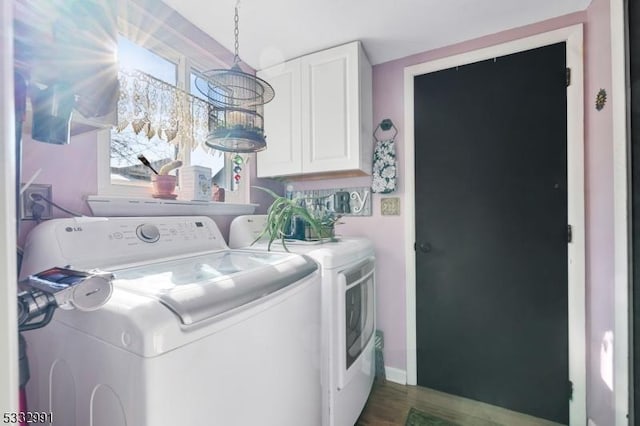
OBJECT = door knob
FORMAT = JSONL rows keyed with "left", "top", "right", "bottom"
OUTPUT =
{"left": 417, "top": 242, "right": 432, "bottom": 253}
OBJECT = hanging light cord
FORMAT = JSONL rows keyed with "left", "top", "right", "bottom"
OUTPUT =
{"left": 233, "top": 3, "right": 240, "bottom": 65}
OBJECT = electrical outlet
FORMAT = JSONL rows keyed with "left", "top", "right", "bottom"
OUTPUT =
{"left": 21, "top": 183, "right": 53, "bottom": 220}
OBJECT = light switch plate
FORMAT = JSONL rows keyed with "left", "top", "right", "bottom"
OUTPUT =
{"left": 381, "top": 197, "right": 400, "bottom": 216}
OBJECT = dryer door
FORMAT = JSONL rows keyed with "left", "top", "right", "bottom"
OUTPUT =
{"left": 337, "top": 257, "right": 375, "bottom": 389}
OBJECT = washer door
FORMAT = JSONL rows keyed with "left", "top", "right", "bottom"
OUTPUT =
{"left": 338, "top": 257, "right": 375, "bottom": 389}
{"left": 112, "top": 250, "right": 317, "bottom": 324}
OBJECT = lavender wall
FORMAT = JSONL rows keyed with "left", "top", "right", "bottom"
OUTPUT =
{"left": 294, "top": 4, "right": 617, "bottom": 423}
{"left": 18, "top": 131, "right": 97, "bottom": 245}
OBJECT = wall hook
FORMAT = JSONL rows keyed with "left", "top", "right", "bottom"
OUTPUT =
{"left": 374, "top": 118, "right": 397, "bottom": 141}
{"left": 380, "top": 118, "right": 393, "bottom": 131}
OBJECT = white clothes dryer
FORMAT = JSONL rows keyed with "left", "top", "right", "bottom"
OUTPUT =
{"left": 19, "top": 216, "right": 322, "bottom": 426}
{"left": 229, "top": 215, "right": 376, "bottom": 426}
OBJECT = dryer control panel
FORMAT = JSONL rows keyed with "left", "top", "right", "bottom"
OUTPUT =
{"left": 20, "top": 216, "right": 228, "bottom": 276}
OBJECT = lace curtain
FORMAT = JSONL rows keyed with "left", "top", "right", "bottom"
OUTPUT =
{"left": 115, "top": 68, "right": 209, "bottom": 152}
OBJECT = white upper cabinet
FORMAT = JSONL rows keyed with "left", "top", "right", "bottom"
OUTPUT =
{"left": 257, "top": 41, "right": 372, "bottom": 179}
{"left": 256, "top": 59, "right": 303, "bottom": 177}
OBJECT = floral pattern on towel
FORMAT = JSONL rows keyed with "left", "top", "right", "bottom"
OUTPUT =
{"left": 371, "top": 139, "right": 396, "bottom": 193}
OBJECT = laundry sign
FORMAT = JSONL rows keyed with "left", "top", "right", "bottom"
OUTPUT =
{"left": 290, "top": 187, "right": 372, "bottom": 217}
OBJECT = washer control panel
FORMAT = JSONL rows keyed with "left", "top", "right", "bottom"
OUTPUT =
{"left": 136, "top": 224, "right": 161, "bottom": 243}
{"left": 44, "top": 216, "right": 228, "bottom": 269}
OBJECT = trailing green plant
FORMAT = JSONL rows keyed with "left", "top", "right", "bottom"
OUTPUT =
{"left": 313, "top": 209, "right": 342, "bottom": 229}
{"left": 252, "top": 186, "right": 323, "bottom": 251}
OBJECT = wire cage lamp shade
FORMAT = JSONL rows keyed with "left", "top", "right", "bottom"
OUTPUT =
{"left": 194, "top": 5, "right": 275, "bottom": 153}
{"left": 195, "top": 65, "right": 274, "bottom": 153}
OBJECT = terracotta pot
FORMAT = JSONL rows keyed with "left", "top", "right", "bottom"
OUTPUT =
{"left": 151, "top": 175, "right": 177, "bottom": 197}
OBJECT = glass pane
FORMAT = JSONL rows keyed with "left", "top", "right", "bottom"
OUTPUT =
{"left": 108, "top": 42, "right": 230, "bottom": 187}
{"left": 117, "top": 35, "right": 177, "bottom": 85}
{"left": 191, "top": 145, "right": 225, "bottom": 180}
{"left": 190, "top": 72, "right": 207, "bottom": 101}
{"left": 110, "top": 128, "right": 177, "bottom": 182}
{"left": 190, "top": 70, "right": 227, "bottom": 185}
{"left": 111, "top": 36, "right": 179, "bottom": 183}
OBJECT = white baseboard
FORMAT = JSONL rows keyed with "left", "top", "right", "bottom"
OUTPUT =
{"left": 384, "top": 366, "right": 407, "bottom": 385}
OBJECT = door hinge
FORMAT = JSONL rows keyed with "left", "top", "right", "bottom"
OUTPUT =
{"left": 566, "top": 67, "right": 571, "bottom": 87}
{"left": 568, "top": 380, "right": 574, "bottom": 401}
{"left": 567, "top": 224, "right": 573, "bottom": 243}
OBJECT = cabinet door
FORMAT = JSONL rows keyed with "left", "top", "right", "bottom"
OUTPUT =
{"left": 300, "top": 43, "right": 361, "bottom": 173}
{"left": 257, "top": 60, "right": 302, "bottom": 177}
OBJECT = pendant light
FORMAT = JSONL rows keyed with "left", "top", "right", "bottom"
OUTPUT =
{"left": 195, "top": 3, "right": 275, "bottom": 153}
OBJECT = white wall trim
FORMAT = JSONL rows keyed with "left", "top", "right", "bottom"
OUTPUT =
{"left": 610, "top": 0, "right": 630, "bottom": 424}
{"left": 0, "top": 0, "right": 19, "bottom": 414}
{"left": 403, "top": 24, "right": 586, "bottom": 425}
{"left": 384, "top": 366, "right": 407, "bottom": 385}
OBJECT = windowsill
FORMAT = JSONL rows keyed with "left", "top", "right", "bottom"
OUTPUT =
{"left": 87, "top": 195, "right": 258, "bottom": 217}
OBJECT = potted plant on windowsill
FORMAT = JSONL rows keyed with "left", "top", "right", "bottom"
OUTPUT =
{"left": 252, "top": 186, "right": 326, "bottom": 251}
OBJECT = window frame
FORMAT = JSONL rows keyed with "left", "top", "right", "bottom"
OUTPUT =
{"left": 97, "top": 14, "right": 250, "bottom": 201}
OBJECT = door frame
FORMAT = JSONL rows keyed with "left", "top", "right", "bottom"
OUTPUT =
{"left": 403, "top": 25, "right": 586, "bottom": 424}
{"left": 610, "top": 2, "right": 630, "bottom": 425}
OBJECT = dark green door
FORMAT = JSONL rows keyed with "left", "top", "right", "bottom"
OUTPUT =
{"left": 414, "top": 43, "right": 569, "bottom": 424}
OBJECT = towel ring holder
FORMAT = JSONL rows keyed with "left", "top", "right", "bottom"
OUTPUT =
{"left": 374, "top": 118, "right": 397, "bottom": 141}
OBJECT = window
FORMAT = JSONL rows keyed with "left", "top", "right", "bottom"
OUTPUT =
{"left": 109, "top": 36, "right": 179, "bottom": 184}
{"left": 97, "top": 29, "right": 247, "bottom": 202}
{"left": 117, "top": 35, "right": 177, "bottom": 85}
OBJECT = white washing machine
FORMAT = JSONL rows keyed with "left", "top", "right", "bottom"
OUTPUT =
{"left": 19, "top": 216, "right": 322, "bottom": 426}
{"left": 229, "top": 215, "right": 376, "bottom": 426}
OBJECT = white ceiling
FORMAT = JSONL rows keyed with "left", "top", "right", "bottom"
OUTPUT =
{"left": 160, "top": 0, "right": 591, "bottom": 69}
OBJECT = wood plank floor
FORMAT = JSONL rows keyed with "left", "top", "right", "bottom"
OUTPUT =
{"left": 356, "top": 380, "right": 565, "bottom": 426}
